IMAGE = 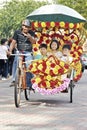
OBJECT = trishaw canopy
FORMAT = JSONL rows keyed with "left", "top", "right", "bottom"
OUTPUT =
{"left": 27, "top": 4, "right": 86, "bottom": 23}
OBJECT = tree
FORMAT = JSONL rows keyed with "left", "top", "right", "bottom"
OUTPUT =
{"left": 0, "top": 0, "right": 48, "bottom": 37}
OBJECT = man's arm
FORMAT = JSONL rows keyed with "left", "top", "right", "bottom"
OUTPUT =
{"left": 9, "top": 39, "right": 16, "bottom": 53}
{"left": 28, "top": 34, "right": 36, "bottom": 44}
{"left": 23, "top": 32, "right": 36, "bottom": 44}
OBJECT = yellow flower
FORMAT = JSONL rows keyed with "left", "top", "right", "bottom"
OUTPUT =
{"left": 45, "top": 68, "right": 49, "bottom": 74}
{"left": 36, "top": 32, "right": 41, "bottom": 38}
{"left": 46, "top": 61, "right": 50, "bottom": 66}
{"left": 50, "top": 22, "right": 55, "bottom": 27}
{"left": 42, "top": 28, "right": 47, "bottom": 33}
{"left": 46, "top": 81, "right": 51, "bottom": 89}
{"left": 41, "top": 22, "right": 46, "bottom": 28}
{"left": 35, "top": 77, "right": 41, "bottom": 83}
{"left": 60, "top": 61, "right": 65, "bottom": 67}
{"left": 38, "top": 64, "right": 43, "bottom": 70}
{"left": 76, "top": 23, "right": 80, "bottom": 28}
{"left": 34, "top": 21, "right": 38, "bottom": 28}
{"left": 69, "top": 23, "right": 74, "bottom": 28}
{"left": 53, "top": 67, "right": 58, "bottom": 74}
{"left": 46, "top": 75, "right": 52, "bottom": 81}
{"left": 43, "top": 36, "right": 47, "bottom": 41}
{"left": 59, "top": 21, "right": 65, "bottom": 28}
{"left": 64, "top": 35, "right": 68, "bottom": 40}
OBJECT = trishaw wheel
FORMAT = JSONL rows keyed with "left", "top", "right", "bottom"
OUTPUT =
{"left": 69, "top": 80, "right": 73, "bottom": 103}
{"left": 14, "top": 68, "right": 21, "bottom": 108}
{"left": 24, "top": 88, "right": 30, "bottom": 100}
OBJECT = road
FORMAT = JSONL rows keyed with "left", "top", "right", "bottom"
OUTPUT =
{"left": 0, "top": 70, "right": 87, "bottom": 130}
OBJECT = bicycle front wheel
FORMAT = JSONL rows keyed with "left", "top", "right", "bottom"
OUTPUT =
{"left": 14, "top": 68, "right": 21, "bottom": 107}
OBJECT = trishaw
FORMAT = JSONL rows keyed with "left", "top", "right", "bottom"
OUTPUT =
{"left": 13, "top": 4, "right": 86, "bottom": 107}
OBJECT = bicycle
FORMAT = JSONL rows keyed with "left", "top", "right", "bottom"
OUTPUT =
{"left": 11, "top": 53, "right": 34, "bottom": 107}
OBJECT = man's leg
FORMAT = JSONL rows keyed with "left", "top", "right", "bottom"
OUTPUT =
{"left": 25, "top": 52, "right": 34, "bottom": 91}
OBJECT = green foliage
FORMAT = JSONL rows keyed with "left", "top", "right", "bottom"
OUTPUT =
{"left": 0, "top": 0, "right": 48, "bottom": 37}
{"left": 0, "top": 0, "right": 87, "bottom": 37}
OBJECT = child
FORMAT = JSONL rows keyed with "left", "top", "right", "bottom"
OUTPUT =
{"left": 61, "top": 44, "right": 73, "bottom": 63}
{"left": 34, "top": 43, "right": 48, "bottom": 59}
{"left": 47, "top": 39, "right": 62, "bottom": 59}
{"left": 61, "top": 44, "right": 73, "bottom": 92}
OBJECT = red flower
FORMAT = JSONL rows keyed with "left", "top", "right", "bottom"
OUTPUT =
{"left": 46, "top": 22, "right": 50, "bottom": 28}
{"left": 41, "top": 81, "right": 46, "bottom": 87}
{"left": 38, "top": 40, "right": 42, "bottom": 44}
{"left": 64, "top": 64, "right": 69, "bottom": 69}
{"left": 29, "top": 64, "right": 33, "bottom": 70}
{"left": 31, "top": 79, "right": 35, "bottom": 83}
{"left": 65, "top": 22, "right": 69, "bottom": 28}
{"left": 55, "top": 22, "right": 59, "bottom": 27}
{"left": 38, "top": 22, "right": 41, "bottom": 27}
{"left": 58, "top": 68, "right": 64, "bottom": 74}
{"left": 50, "top": 70, "right": 55, "bottom": 76}
{"left": 51, "top": 63, "right": 55, "bottom": 68}
{"left": 46, "top": 39, "right": 50, "bottom": 44}
{"left": 74, "top": 24, "right": 77, "bottom": 28}
{"left": 71, "top": 35, "right": 74, "bottom": 39}
{"left": 33, "top": 47, "right": 38, "bottom": 51}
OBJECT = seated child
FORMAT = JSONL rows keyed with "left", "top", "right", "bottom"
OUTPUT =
{"left": 61, "top": 44, "right": 73, "bottom": 80}
{"left": 34, "top": 43, "right": 48, "bottom": 59}
{"left": 61, "top": 44, "right": 73, "bottom": 63}
{"left": 47, "top": 39, "right": 62, "bottom": 59}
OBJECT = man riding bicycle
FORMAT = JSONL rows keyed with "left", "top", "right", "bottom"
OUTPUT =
{"left": 10, "top": 19, "right": 36, "bottom": 91}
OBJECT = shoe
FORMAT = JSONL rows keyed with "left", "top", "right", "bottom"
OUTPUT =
{"left": 2, "top": 77, "right": 7, "bottom": 80}
{"left": 10, "top": 81, "right": 15, "bottom": 87}
{"left": 28, "top": 86, "right": 35, "bottom": 93}
{"left": 61, "top": 88, "right": 68, "bottom": 93}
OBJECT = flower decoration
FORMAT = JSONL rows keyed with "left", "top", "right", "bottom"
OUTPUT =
{"left": 29, "top": 20, "right": 85, "bottom": 95}
{"left": 69, "top": 23, "right": 74, "bottom": 28}
{"left": 50, "top": 22, "right": 55, "bottom": 27}
{"left": 41, "top": 22, "right": 46, "bottom": 28}
{"left": 59, "top": 21, "right": 65, "bottom": 28}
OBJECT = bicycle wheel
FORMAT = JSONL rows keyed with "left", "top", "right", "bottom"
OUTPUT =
{"left": 69, "top": 80, "right": 74, "bottom": 103}
{"left": 24, "top": 88, "right": 30, "bottom": 100}
{"left": 14, "top": 67, "right": 21, "bottom": 107}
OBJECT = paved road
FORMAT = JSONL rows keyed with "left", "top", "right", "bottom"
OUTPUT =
{"left": 0, "top": 70, "right": 87, "bottom": 130}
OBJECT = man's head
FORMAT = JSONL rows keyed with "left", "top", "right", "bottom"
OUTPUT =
{"left": 22, "top": 19, "right": 31, "bottom": 33}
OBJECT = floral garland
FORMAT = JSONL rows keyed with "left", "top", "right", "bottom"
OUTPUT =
{"left": 32, "top": 23, "right": 84, "bottom": 82}
{"left": 32, "top": 21, "right": 84, "bottom": 29}
{"left": 28, "top": 55, "right": 71, "bottom": 94}
{"left": 28, "top": 21, "right": 85, "bottom": 95}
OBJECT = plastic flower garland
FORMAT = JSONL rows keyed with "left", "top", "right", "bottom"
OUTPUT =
{"left": 32, "top": 21, "right": 83, "bottom": 29}
{"left": 28, "top": 55, "right": 71, "bottom": 95}
{"left": 29, "top": 21, "right": 85, "bottom": 94}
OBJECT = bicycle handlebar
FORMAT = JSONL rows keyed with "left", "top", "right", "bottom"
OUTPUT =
{"left": 11, "top": 53, "right": 32, "bottom": 56}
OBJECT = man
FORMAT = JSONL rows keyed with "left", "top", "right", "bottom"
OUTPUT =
{"left": 10, "top": 19, "right": 36, "bottom": 90}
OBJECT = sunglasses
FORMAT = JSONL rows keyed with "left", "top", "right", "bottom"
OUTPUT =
{"left": 22, "top": 25, "right": 30, "bottom": 28}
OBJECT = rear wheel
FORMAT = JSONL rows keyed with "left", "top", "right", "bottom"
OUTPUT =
{"left": 69, "top": 80, "right": 74, "bottom": 103}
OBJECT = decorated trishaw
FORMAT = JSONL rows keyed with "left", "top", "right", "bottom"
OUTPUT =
{"left": 14, "top": 4, "right": 87, "bottom": 107}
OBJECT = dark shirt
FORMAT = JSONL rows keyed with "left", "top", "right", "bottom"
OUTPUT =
{"left": 13, "top": 30, "right": 35, "bottom": 52}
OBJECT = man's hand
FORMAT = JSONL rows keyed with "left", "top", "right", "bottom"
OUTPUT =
{"left": 22, "top": 32, "right": 31, "bottom": 39}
